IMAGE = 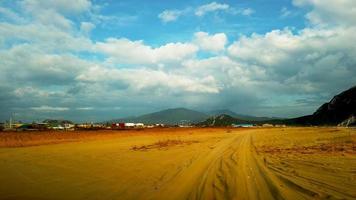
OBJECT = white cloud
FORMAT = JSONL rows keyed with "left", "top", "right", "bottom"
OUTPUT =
{"left": 76, "top": 66, "right": 220, "bottom": 94}
{"left": 194, "top": 32, "right": 227, "bottom": 52}
{"left": 19, "top": 0, "right": 92, "bottom": 31}
{"left": 80, "top": 22, "right": 95, "bottom": 34}
{"left": 13, "top": 87, "right": 66, "bottom": 98}
{"left": 22, "top": 0, "right": 92, "bottom": 14}
{"left": 293, "top": 0, "right": 356, "bottom": 27}
{"left": 0, "top": 23, "right": 93, "bottom": 52}
{"left": 195, "top": 2, "right": 229, "bottom": 16}
{"left": 158, "top": 3, "right": 253, "bottom": 23}
{"left": 228, "top": 29, "right": 300, "bottom": 67}
{"left": 30, "top": 106, "right": 69, "bottom": 112}
{"left": 241, "top": 8, "right": 255, "bottom": 16}
{"left": 158, "top": 10, "right": 183, "bottom": 23}
{"left": 0, "top": 7, "right": 25, "bottom": 23}
{"left": 35, "top": 9, "right": 74, "bottom": 30}
{"left": 76, "top": 107, "right": 94, "bottom": 110}
{"left": 228, "top": 7, "right": 255, "bottom": 16}
{"left": 280, "top": 7, "right": 292, "bottom": 18}
{"left": 0, "top": 44, "right": 91, "bottom": 86}
{"left": 96, "top": 38, "right": 198, "bottom": 65}
{"left": 227, "top": 26, "right": 356, "bottom": 93}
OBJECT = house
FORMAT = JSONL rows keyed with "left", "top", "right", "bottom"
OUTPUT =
{"left": 44, "top": 119, "right": 74, "bottom": 130}
{"left": 111, "top": 123, "right": 126, "bottom": 129}
{"left": 135, "top": 123, "right": 145, "bottom": 128}
{"left": 32, "top": 122, "right": 49, "bottom": 130}
{"left": 232, "top": 124, "right": 254, "bottom": 128}
{"left": 64, "top": 123, "right": 75, "bottom": 130}
{"left": 125, "top": 123, "right": 135, "bottom": 128}
{"left": 262, "top": 124, "right": 274, "bottom": 127}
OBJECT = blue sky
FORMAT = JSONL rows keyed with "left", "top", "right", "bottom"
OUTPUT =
{"left": 89, "top": 0, "right": 306, "bottom": 45}
{"left": 0, "top": 0, "right": 355, "bottom": 122}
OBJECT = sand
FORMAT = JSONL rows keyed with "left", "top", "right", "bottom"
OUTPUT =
{"left": 0, "top": 127, "right": 355, "bottom": 200}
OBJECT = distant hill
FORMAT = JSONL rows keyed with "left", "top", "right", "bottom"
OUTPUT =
{"left": 109, "top": 108, "right": 208, "bottom": 125}
{"left": 197, "top": 114, "right": 251, "bottom": 127}
{"left": 207, "top": 109, "right": 281, "bottom": 121}
{"left": 267, "top": 86, "right": 356, "bottom": 126}
{"left": 43, "top": 119, "right": 74, "bottom": 125}
{"left": 311, "top": 86, "right": 356, "bottom": 125}
{"left": 109, "top": 86, "right": 355, "bottom": 127}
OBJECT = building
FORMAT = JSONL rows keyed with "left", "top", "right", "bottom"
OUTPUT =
{"left": 262, "top": 124, "right": 274, "bottom": 127}
{"left": 135, "top": 123, "right": 145, "bottom": 128}
{"left": 44, "top": 119, "right": 74, "bottom": 130}
{"left": 111, "top": 122, "right": 145, "bottom": 129}
{"left": 112, "top": 123, "right": 125, "bottom": 129}
{"left": 232, "top": 124, "right": 254, "bottom": 128}
{"left": 3, "top": 120, "right": 23, "bottom": 131}
{"left": 125, "top": 123, "right": 136, "bottom": 128}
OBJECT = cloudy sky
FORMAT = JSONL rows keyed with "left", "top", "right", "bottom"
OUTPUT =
{"left": 0, "top": 0, "right": 355, "bottom": 122}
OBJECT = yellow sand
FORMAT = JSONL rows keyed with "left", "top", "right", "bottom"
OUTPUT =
{"left": 0, "top": 127, "right": 355, "bottom": 200}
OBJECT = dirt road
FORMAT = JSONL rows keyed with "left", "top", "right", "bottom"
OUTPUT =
{"left": 158, "top": 134, "right": 276, "bottom": 199}
{"left": 157, "top": 130, "right": 356, "bottom": 200}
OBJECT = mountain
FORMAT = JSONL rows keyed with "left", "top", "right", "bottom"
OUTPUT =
{"left": 200, "top": 85, "right": 356, "bottom": 127}
{"left": 270, "top": 86, "right": 356, "bottom": 126}
{"left": 310, "top": 86, "right": 356, "bottom": 125}
{"left": 110, "top": 108, "right": 208, "bottom": 125}
{"left": 207, "top": 109, "right": 281, "bottom": 121}
{"left": 197, "top": 114, "right": 252, "bottom": 127}
{"left": 338, "top": 116, "right": 356, "bottom": 127}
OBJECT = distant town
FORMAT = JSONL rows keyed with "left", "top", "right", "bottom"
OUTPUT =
{"left": 0, "top": 116, "right": 283, "bottom": 132}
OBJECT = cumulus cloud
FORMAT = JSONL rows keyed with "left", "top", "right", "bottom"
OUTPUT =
{"left": 21, "top": 0, "right": 92, "bottom": 14}
{"left": 18, "top": 0, "right": 91, "bottom": 31}
{"left": 228, "top": 27, "right": 356, "bottom": 94}
{"left": 0, "top": 22, "right": 93, "bottom": 52}
{"left": 76, "top": 66, "right": 220, "bottom": 94}
{"left": 95, "top": 38, "right": 198, "bottom": 65}
{"left": 0, "top": 45, "right": 91, "bottom": 86}
{"left": 194, "top": 32, "right": 227, "bottom": 52}
{"left": 293, "top": 0, "right": 356, "bottom": 27}
{"left": 195, "top": 2, "right": 229, "bottom": 16}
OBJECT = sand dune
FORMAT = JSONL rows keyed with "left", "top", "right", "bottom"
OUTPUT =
{"left": 0, "top": 128, "right": 355, "bottom": 199}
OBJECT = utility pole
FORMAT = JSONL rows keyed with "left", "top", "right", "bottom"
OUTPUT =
{"left": 9, "top": 114, "right": 13, "bottom": 129}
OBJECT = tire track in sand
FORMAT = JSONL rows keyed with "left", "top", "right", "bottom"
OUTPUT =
{"left": 186, "top": 133, "right": 296, "bottom": 200}
{"left": 157, "top": 132, "right": 307, "bottom": 200}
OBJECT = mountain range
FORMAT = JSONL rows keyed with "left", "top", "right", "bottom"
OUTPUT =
{"left": 109, "top": 85, "right": 355, "bottom": 126}
{"left": 108, "top": 108, "right": 278, "bottom": 125}
{"left": 207, "top": 109, "right": 281, "bottom": 121}
{"left": 108, "top": 108, "right": 208, "bottom": 125}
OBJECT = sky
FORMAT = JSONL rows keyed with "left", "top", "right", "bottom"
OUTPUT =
{"left": 0, "top": 0, "right": 355, "bottom": 122}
